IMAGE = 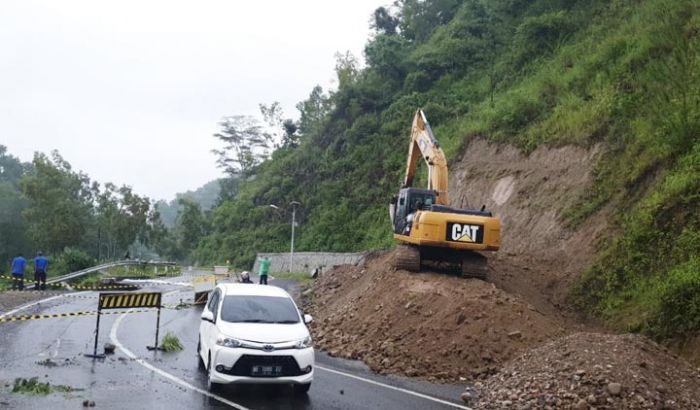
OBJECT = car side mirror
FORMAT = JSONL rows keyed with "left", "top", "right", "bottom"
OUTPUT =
{"left": 303, "top": 314, "right": 313, "bottom": 324}
{"left": 201, "top": 310, "right": 215, "bottom": 323}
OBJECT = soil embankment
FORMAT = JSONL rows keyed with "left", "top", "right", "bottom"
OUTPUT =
{"left": 307, "top": 138, "right": 700, "bottom": 407}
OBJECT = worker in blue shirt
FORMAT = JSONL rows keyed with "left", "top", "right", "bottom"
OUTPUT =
{"left": 34, "top": 251, "right": 48, "bottom": 290}
{"left": 11, "top": 253, "right": 27, "bottom": 291}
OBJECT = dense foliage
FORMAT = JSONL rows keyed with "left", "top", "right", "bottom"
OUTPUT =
{"left": 194, "top": 0, "right": 700, "bottom": 340}
{"left": 0, "top": 147, "right": 161, "bottom": 276}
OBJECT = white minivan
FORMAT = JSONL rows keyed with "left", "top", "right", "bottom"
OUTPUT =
{"left": 198, "top": 283, "right": 314, "bottom": 393}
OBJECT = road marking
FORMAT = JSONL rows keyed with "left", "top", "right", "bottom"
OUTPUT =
{"left": 0, "top": 294, "right": 67, "bottom": 318}
{"left": 53, "top": 338, "right": 61, "bottom": 358}
{"left": 3, "top": 288, "right": 468, "bottom": 409}
{"left": 109, "top": 302, "right": 251, "bottom": 410}
{"left": 316, "top": 365, "right": 473, "bottom": 410}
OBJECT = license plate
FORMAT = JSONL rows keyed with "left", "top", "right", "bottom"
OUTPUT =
{"left": 251, "top": 365, "right": 282, "bottom": 376}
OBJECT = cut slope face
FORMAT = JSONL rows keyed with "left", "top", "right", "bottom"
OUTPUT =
{"left": 450, "top": 137, "right": 606, "bottom": 314}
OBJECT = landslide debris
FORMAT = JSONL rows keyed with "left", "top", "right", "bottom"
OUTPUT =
{"left": 309, "top": 252, "right": 567, "bottom": 382}
{"left": 471, "top": 333, "right": 700, "bottom": 409}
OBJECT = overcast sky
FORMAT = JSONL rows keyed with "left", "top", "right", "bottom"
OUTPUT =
{"left": 0, "top": 0, "right": 386, "bottom": 200}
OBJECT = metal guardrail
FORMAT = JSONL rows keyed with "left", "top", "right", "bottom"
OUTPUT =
{"left": 25, "top": 260, "right": 178, "bottom": 290}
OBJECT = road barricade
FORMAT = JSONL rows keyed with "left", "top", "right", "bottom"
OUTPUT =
{"left": 193, "top": 275, "right": 217, "bottom": 304}
{"left": 86, "top": 292, "right": 162, "bottom": 359}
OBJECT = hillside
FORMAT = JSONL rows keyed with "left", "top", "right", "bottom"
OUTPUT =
{"left": 156, "top": 179, "right": 222, "bottom": 228}
{"left": 196, "top": 0, "right": 700, "bottom": 344}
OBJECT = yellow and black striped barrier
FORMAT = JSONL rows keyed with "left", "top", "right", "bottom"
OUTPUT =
{"left": 0, "top": 274, "right": 193, "bottom": 291}
{"left": 0, "top": 302, "right": 193, "bottom": 324}
{"left": 0, "top": 308, "right": 155, "bottom": 323}
{"left": 99, "top": 292, "right": 161, "bottom": 309}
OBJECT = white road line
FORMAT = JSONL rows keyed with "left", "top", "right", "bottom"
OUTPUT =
{"left": 316, "top": 365, "right": 473, "bottom": 410}
{"left": 109, "top": 311, "right": 251, "bottom": 410}
{"left": 0, "top": 294, "right": 67, "bottom": 318}
{"left": 3, "top": 289, "right": 467, "bottom": 409}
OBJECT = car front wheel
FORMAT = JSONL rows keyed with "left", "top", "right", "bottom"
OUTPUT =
{"left": 207, "top": 355, "right": 219, "bottom": 392}
{"left": 293, "top": 383, "right": 311, "bottom": 395}
{"left": 197, "top": 338, "right": 205, "bottom": 371}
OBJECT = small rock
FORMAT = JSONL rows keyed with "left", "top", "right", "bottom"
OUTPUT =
{"left": 507, "top": 330, "right": 522, "bottom": 339}
{"left": 573, "top": 398, "right": 588, "bottom": 410}
{"left": 339, "top": 389, "right": 344, "bottom": 395}
{"left": 460, "top": 391, "right": 476, "bottom": 403}
{"left": 607, "top": 382, "right": 622, "bottom": 396}
{"left": 587, "top": 394, "right": 597, "bottom": 404}
{"left": 656, "top": 385, "right": 668, "bottom": 394}
{"left": 456, "top": 312, "right": 466, "bottom": 325}
{"left": 104, "top": 342, "right": 116, "bottom": 354}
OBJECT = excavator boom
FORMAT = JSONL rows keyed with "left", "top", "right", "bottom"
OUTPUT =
{"left": 403, "top": 110, "right": 449, "bottom": 205}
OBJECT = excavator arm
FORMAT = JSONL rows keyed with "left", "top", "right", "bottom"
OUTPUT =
{"left": 403, "top": 110, "right": 449, "bottom": 205}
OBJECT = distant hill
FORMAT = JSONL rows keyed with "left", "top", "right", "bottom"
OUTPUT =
{"left": 156, "top": 179, "right": 221, "bottom": 227}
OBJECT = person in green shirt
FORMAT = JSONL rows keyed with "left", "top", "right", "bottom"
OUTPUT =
{"left": 258, "top": 256, "right": 271, "bottom": 285}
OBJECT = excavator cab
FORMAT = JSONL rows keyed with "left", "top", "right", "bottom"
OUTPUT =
{"left": 390, "top": 188, "right": 435, "bottom": 235}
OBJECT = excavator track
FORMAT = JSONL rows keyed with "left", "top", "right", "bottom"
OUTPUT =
{"left": 395, "top": 245, "right": 421, "bottom": 272}
{"left": 461, "top": 251, "right": 488, "bottom": 279}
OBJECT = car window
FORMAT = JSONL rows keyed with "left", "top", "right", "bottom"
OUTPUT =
{"left": 207, "top": 290, "right": 220, "bottom": 314}
{"left": 220, "top": 295, "right": 300, "bottom": 324}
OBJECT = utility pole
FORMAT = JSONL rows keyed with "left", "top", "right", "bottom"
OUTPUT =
{"left": 289, "top": 201, "right": 300, "bottom": 273}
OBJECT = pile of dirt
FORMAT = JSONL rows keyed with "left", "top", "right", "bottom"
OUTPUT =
{"left": 468, "top": 332, "right": 700, "bottom": 409}
{"left": 308, "top": 252, "right": 568, "bottom": 382}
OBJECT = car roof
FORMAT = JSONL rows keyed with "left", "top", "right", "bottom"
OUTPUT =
{"left": 217, "top": 283, "right": 292, "bottom": 298}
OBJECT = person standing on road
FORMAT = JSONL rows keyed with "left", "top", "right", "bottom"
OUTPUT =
{"left": 10, "top": 253, "right": 27, "bottom": 291}
{"left": 258, "top": 256, "right": 271, "bottom": 285}
{"left": 34, "top": 251, "right": 48, "bottom": 291}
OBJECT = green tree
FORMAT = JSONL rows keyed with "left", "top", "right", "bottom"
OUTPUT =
{"left": 212, "top": 115, "right": 273, "bottom": 176}
{"left": 295, "top": 85, "right": 331, "bottom": 136}
{"left": 371, "top": 6, "right": 399, "bottom": 35}
{"left": 0, "top": 146, "right": 30, "bottom": 267}
{"left": 20, "top": 152, "right": 94, "bottom": 253}
{"left": 175, "top": 198, "right": 209, "bottom": 260}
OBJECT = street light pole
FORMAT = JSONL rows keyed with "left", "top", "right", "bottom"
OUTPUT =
{"left": 289, "top": 201, "right": 300, "bottom": 273}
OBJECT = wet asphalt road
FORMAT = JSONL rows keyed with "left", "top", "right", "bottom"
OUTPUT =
{"left": 0, "top": 272, "right": 469, "bottom": 410}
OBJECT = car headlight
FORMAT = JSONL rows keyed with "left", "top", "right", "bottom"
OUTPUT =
{"left": 295, "top": 335, "right": 313, "bottom": 349}
{"left": 216, "top": 336, "right": 244, "bottom": 348}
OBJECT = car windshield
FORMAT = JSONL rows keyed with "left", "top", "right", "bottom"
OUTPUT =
{"left": 219, "top": 295, "right": 300, "bottom": 324}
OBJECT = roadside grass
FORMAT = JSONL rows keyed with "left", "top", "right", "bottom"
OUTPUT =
{"left": 103, "top": 265, "right": 181, "bottom": 279}
{"left": 161, "top": 332, "right": 184, "bottom": 352}
{"left": 272, "top": 271, "right": 314, "bottom": 285}
{"left": 12, "top": 378, "right": 80, "bottom": 395}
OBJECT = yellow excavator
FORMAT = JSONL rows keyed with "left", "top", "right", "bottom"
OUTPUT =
{"left": 389, "top": 110, "right": 500, "bottom": 278}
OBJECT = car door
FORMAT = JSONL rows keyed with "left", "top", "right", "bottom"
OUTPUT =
{"left": 200, "top": 289, "right": 220, "bottom": 362}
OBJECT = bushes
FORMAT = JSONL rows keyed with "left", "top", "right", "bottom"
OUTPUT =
{"left": 513, "top": 11, "right": 575, "bottom": 68}
{"left": 650, "top": 258, "right": 700, "bottom": 338}
{"left": 576, "top": 144, "right": 700, "bottom": 338}
{"left": 51, "top": 248, "right": 94, "bottom": 276}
